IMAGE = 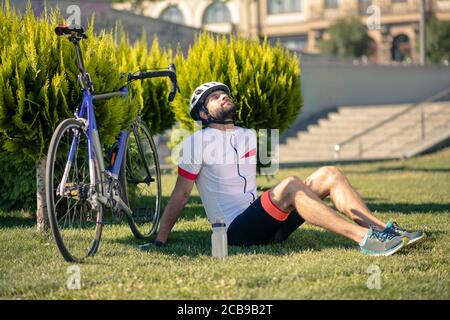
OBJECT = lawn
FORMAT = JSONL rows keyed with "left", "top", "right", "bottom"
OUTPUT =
{"left": 0, "top": 148, "right": 449, "bottom": 299}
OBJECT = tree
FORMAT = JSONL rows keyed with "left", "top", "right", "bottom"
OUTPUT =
{"left": 320, "top": 17, "right": 374, "bottom": 58}
{"left": 426, "top": 15, "right": 450, "bottom": 64}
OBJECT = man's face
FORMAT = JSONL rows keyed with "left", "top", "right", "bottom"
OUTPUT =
{"left": 202, "top": 90, "right": 236, "bottom": 121}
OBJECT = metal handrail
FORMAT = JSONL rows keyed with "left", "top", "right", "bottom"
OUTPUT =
{"left": 334, "top": 85, "right": 450, "bottom": 159}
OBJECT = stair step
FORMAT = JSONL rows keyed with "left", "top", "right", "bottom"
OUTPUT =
{"left": 338, "top": 103, "right": 450, "bottom": 114}
{"left": 322, "top": 114, "right": 442, "bottom": 125}
{"left": 338, "top": 106, "right": 408, "bottom": 115}
{"left": 279, "top": 102, "right": 450, "bottom": 163}
{"left": 300, "top": 119, "right": 449, "bottom": 139}
{"left": 334, "top": 107, "right": 450, "bottom": 124}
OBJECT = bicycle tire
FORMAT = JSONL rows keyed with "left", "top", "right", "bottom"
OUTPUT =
{"left": 45, "top": 118, "right": 104, "bottom": 262}
{"left": 119, "top": 119, "right": 162, "bottom": 239}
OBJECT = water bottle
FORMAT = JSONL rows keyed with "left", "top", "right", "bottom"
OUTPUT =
{"left": 211, "top": 219, "right": 228, "bottom": 258}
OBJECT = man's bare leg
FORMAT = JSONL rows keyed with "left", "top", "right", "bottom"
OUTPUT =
{"left": 304, "top": 166, "right": 386, "bottom": 230}
{"left": 269, "top": 176, "right": 368, "bottom": 243}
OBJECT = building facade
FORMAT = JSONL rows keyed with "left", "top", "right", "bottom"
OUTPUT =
{"left": 114, "top": 0, "right": 450, "bottom": 64}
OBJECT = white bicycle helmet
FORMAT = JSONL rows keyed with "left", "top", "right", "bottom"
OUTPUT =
{"left": 189, "top": 82, "right": 230, "bottom": 121}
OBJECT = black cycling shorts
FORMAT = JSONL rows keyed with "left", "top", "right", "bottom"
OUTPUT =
{"left": 227, "top": 190, "right": 305, "bottom": 246}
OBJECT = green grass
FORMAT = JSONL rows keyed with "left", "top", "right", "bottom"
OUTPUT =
{"left": 1, "top": 148, "right": 450, "bottom": 299}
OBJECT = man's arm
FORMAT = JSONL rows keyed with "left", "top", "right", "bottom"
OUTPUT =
{"left": 155, "top": 175, "right": 195, "bottom": 244}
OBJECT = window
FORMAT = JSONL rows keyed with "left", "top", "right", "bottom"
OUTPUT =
{"left": 202, "top": 2, "right": 231, "bottom": 24}
{"left": 267, "top": 0, "right": 302, "bottom": 14}
{"left": 391, "top": 34, "right": 411, "bottom": 62}
{"left": 324, "top": 0, "right": 339, "bottom": 9}
{"left": 268, "top": 35, "right": 308, "bottom": 51}
{"left": 160, "top": 6, "right": 185, "bottom": 24}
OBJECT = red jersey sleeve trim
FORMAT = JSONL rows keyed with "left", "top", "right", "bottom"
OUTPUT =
{"left": 178, "top": 166, "right": 198, "bottom": 181}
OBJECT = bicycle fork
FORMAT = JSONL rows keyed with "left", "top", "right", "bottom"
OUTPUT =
{"left": 57, "top": 132, "right": 77, "bottom": 197}
{"left": 89, "top": 125, "right": 108, "bottom": 210}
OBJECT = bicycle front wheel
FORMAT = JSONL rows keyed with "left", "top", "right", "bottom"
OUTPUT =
{"left": 45, "top": 118, "right": 104, "bottom": 262}
{"left": 120, "top": 119, "right": 161, "bottom": 239}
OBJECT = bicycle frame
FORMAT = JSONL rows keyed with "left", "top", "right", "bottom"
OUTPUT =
{"left": 60, "top": 87, "right": 130, "bottom": 202}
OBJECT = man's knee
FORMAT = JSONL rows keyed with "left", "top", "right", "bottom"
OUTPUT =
{"left": 285, "top": 175, "right": 305, "bottom": 189}
{"left": 271, "top": 176, "right": 307, "bottom": 210}
{"left": 317, "top": 166, "right": 344, "bottom": 182}
{"left": 279, "top": 176, "right": 308, "bottom": 198}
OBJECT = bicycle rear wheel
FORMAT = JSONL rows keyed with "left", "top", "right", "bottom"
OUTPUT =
{"left": 120, "top": 118, "right": 161, "bottom": 239}
{"left": 45, "top": 118, "right": 104, "bottom": 262}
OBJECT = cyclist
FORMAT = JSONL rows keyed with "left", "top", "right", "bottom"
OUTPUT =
{"left": 154, "top": 82, "right": 424, "bottom": 256}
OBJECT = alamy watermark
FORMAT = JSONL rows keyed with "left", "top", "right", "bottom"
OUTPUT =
{"left": 366, "top": 5, "right": 381, "bottom": 30}
{"left": 67, "top": 265, "right": 81, "bottom": 290}
{"left": 66, "top": 5, "right": 81, "bottom": 26}
{"left": 366, "top": 264, "right": 382, "bottom": 290}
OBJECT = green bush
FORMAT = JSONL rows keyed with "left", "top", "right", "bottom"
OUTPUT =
{"left": 117, "top": 32, "right": 176, "bottom": 134}
{"left": 172, "top": 33, "right": 302, "bottom": 135}
{"left": 0, "top": 1, "right": 175, "bottom": 211}
{"left": 0, "top": 155, "right": 36, "bottom": 211}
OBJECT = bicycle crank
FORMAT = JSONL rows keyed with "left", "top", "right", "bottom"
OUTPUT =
{"left": 112, "top": 195, "right": 133, "bottom": 216}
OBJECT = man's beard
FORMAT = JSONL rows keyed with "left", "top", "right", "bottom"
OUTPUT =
{"left": 213, "top": 102, "right": 237, "bottom": 121}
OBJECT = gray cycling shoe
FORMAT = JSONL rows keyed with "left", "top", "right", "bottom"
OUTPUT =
{"left": 384, "top": 221, "right": 425, "bottom": 246}
{"left": 359, "top": 227, "right": 408, "bottom": 256}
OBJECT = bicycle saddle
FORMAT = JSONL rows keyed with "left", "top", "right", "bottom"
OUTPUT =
{"left": 55, "top": 24, "right": 88, "bottom": 39}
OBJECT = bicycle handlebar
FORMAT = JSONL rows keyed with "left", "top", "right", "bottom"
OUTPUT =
{"left": 128, "top": 64, "right": 180, "bottom": 102}
{"left": 168, "top": 64, "right": 178, "bottom": 102}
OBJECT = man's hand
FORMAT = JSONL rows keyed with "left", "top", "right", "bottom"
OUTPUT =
{"left": 153, "top": 240, "right": 165, "bottom": 247}
{"left": 137, "top": 240, "right": 165, "bottom": 251}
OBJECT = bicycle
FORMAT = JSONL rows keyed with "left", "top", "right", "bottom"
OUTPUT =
{"left": 45, "top": 24, "right": 179, "bottom": 262}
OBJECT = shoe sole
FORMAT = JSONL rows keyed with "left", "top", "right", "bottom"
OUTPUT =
{"left": 406, "top": 234, "right": 425, "bottom": 246}
{"left": 361, "top": 237, "right": 409, "bottom": 257}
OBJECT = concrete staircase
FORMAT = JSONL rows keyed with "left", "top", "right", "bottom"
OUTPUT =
{"left": 279, "top": 102, "right": 450, "bottom": 164}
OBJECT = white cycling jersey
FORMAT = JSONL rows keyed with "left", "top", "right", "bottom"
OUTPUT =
{"left": 178, "top": 126, "right": 257, "bottom": 228}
